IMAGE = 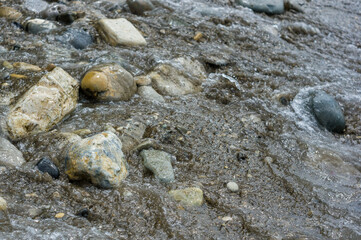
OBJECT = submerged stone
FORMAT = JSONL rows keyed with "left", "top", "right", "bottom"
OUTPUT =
{"left": 0, "top": 137, "right": 25, "bottom": 167}
{"left": 140, "top": 150, "right": 174, "bottom": 182}
{"left": 37, "top": 157, "right": 60, "bottom": 179}
{"left": 169, "top": 187, "right": 204, "bottom": 207}
{"left": 311, "top": 91, "right": 346, "bottom": 133}
{"left": 6, "top": 67, "right": 79, "bottom": 140}
{"left": 138, "top": 86, "right": 165, "bottom": 103}
{"left": 81, "top": 63, "right": 136, "bottom": 101}
{"left": 65, "top": 131, "right": 128, "bottom": 189}
{"left": 235, "top": 0, "right": 285, "bottom": 15}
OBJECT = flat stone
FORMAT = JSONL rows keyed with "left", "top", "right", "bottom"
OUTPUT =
{"left": 138, "top": 86, "right": 165, "bottom": 103}
{"left": 65, "top": 131, "right": 128, "bottom": 189}
{"left": 97, "top": 18, "right": 147, "bottom": 46}
{"left": 311, "top": 91, "right": 346, "bottom": 133}
{"left": 140, "top": 150, "right": 174, "bottom": 182}
{"left": 169, "top": 187, "right": 204, "bottom": 207}
{"left": 6, "top": 67, "right": 79, "bottom": 140}
{"left": 150, "top": 57, "right": 207, "bottom": 96}
{"left": 13, "top": 62, "right": 42, "bottom": 72}
{"left": 25, "top": 19, "right": 57, "bottom": 34}
{"left": 0, "top": 196, "right": 10, "bottom": 229}
{"left": 0, "top": 137, "right": 25, "bottom": 167}
{"left": 81, "top": 63, "right": 136, "bottom": 101}
{"left": 235, "top": 0, "right": 285, "bottom": 15}
{"left": 0, "top": 7, "right": 22, "bottom": 20}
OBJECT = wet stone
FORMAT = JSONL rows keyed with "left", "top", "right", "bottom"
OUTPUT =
{"left": 0, "top": 7, "right": 22, "bottom": 20}
{"left": 138, "top": 86, "right": 165, "bottom": 103}
{"left": 0, "top": 196, "right": 10, "bottom": 228}
{"left": 227, "top": 182, "right": 239, "bottom": 192}
{"left": 97, "top": 18, "right": 147, "bottom": 46}
{"left": 76, "top": 208, "right": 90, "bottom": 218}
{"left": 37, "top": 157, "right": 60, "bottom": 179}
{"left": 24, "top": 0, "right": 48, "bottom": 13}
{"left": 25, "top": 19, "right": 57, "bottom": 34}
{"left": 0, "top": 137, "right": 25, "bottom": 168}
{"left": 311, "top": 91, "right": 346, "bottom": 133}
{"left": 13, "top": 62, "right": 42, "bottom": 72}
{"left": 127, "top": 0, "right": 155, "bottom": 16}
{"left": 140, "top": 150, "right": 175, "bottom": 183}
{"left": 40, "top": 3, "right": 69, "bottom": 21}
{"left": 235, "top": 0, "right": 285, "bottom": 15}
{"left": 169, "top": 187, "right": 204, "bottom": 207}
{"left": 65, "top": 131, "right": 128, "bottom": 189}
{"left": 81, "top": 63, "right": 136, "bottom": 101}
{"left": 58, "top": 28, "right": 93, "bottom": 50}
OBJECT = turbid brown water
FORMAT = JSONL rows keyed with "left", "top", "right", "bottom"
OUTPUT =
{"left": 0, "top": 0, "right": 360, "bottom": 239}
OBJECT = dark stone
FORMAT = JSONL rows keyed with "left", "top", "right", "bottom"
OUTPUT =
{"left": 279, "top": 96, "right": 289, "bottom": 106}
{"left": 76, "top": 208, "right": 89, "bottom": 218}
{"left": 127, "top": 0, "right": 154, "bottom": 16}
{"left": 40, "top": 3, "right": 68, "bottom": 20}
{"left": 56, "top": 12, "right": 74, "bottom": 25}
{"left": 311, "top": 91, "right": 346, "bottom": 133}
{"left": 37, "top": 157, "right": 60, "bottom": 179}
{"left": 12, "top": 21, "right": 24, "bottom": 30}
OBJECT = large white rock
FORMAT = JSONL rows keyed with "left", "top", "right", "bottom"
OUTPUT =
{"left": 6, "top": 67, "right": 79, "bottom": 140}
{"left": 0, "top": 137, "right": 25, "bottom": 167}
{"left": 97, "top": 18, "right": 147, "bottom": 46}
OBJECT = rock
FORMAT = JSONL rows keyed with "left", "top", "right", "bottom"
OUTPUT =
{"left": 28, "top": 208, "right": 44, "bottom": 218}
{"left": 13, "top": 62, "right": 42, "bottom": 72}
{"left": 138, "top": 86, "right": 165, "bottom": 103}
{"left": 40, "top": 3, "right": 68, "bottom": 20}
{"left": 140, "top": 150, "right": 174, "bottom": 182}
{"left": 25, "top": 19, "right": 57, "bottom": 34}
{"left": 97, "top": 18, "right": 147, "bottom": 46}
{"left": 55, "top": 212, "right": 64, "bottom": 218}
{"left": 1, "top": 72, "right": 10, "bottom": 80}
{"left": 0, "top": 197, "right": 7, "bottom": 212}
{"left": 57, "top": 28, "right": 93, "bottom": 50}
{"left": 149, "top": 57, "right": 206, "bottom": 96}
{"left": 65, "top": 131, "right": 128, "bottom": 189}
{"left": 6, "top": 67, "right": 79, "bottom": 140}
{"left": 81, "top": 63, "right": 136, "bottom": 101}
{"left": 285, "top": 22, "right": 320, "bottom": 35}
{"left": 135, "top": 75, "right": 152, "bottom": 86}
{"left": 169, "top": 187, "right": 204, "bottom": 207}
{"left": 127, "top": 0, "right": 155, "bottom": 16}
{"left": 37, "top": 157, "right": 60, "bottom": 179}
{"left": 0, "top": 7, "right": 22, "bottom": 20}
{"left": 24, "top": 0, "right": 48, "bottom": 13}
{"left": 226, "top": 182, "right": 239, "bottom": 192}
{"left": 76, "top": 208, "right": 89, "bottom": 218}
{"left": 118, "top": 119, "right": 147, "bottom": 153}
{"left": 0, "top": 137, "right": 25, "bottom": 167}
{"left": 311, "top": 91, "right": 346, "bottom": 133}
{"left": 284, "top": 0, "right": 304, "bottom": 13}
{"left": 0, "top": 196, "right": 10, "bottom": 229}
{"left": 3, "top": 61, "right": 13, "bottom": 69}
{"left": 235, "top": 0, "right": 285, "bottom": 15}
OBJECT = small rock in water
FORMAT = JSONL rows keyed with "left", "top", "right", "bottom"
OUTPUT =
{"left": 25, "top": 19, "right": 57, "bottom": 34}
{"left": 138, "top": 86, "right": 165, "bottom": 103}
{"left": 97, "top": 18, "right": 147, "bottom": 46}
{"left": 0, "top": 196, "right": 10, "bottom": 228}
{"left": 1, "top": 72, "right": 10, "bottom": 80}
{"left": 65, "top": 131, "right": 128, "bottom": 189}
{"left": 40, "top": 3, "right": 69, "bottom": 20}
{"left": 58, "top": 28, "right": 93, "bottom": 50}
{"left": 13, "top": 62, "right": 42, "bottom": 72}
{"left": 127, "top": 0, "right": 155, "bottom": 16}
{"left": 235, "top": 0, "right": 285, "bottom": 15}
{"left": 226, "top": 182, "right": 239, "bottom": 192}
{"left": 81, "top": 63, "right": 136, "bottom": 101}
{"left": 311, "top": 91, "right": 346, "bottom": 133}
{"left": 0, "top": 7, "right": 22, "bottom": 20}
{"left": 140, "top": 150, "right": 175, "bottom": 182}
{"left": 76, "top": 208, "right": 89, "bottom": 218}
{"left": 6, "top": 67, "right": 79, "bottom": 140}
{"left": 37, "top": 157, "right": 60, "bottom": 179}
{"left": 24, "top": 0, "right": 48, "bottom": 13}
{"left": 169, "top": 187, "right": 204, "bottom": 207}
{"left": 286, "top": 22, "right": 320, "bottom": 35}
{"left": 55, "top": 212, "right": 65, "bottom": 218}
{"left": 0, "top": 137, "right": 25, "bottom": 167}
{"left": 135, "top": 75, "right": 152, "bottom": 86}
{"left": 0, "top": 197, "right": 7, "bottom": 212}
{"left": 149, "top": 57, "right": 207, "bottom": 96}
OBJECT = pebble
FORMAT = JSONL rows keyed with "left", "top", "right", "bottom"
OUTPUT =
{"left": 6, "top": 67, "right": 79, "bottom": 140}
{"left": 140, "top": 150, "right": 175, "bottom": 183}
{"left": 37, "top": 157, "right": 60, "bottom": 179}
{"left": 97, "top": 18, "right": 147, "bottom": 46}
{"left": 25, "top": 19, "right": 57, "bottom": 34}
{"left": 81, "top": 63, "right": 136, "bottom": 101}
{"left": 10, "top": 74, "right": 27, "bottom": 79}
{"left": 235, "top": 0, "right": 285, "bottom": 15}
{"left": 311, "top": 91, "right": 346, "bottom": 133}
{"left": 169, "top": 187, "right": 204, "bottom": 207}
{"left": 55, "top": 213, "right": 65, "bottom": 218}
{"left": 135, "top": 75, "right": 152, "bottom": 86}
{"left": 1, "top": 72, "right": 10, "bottom": 80}
{"left": 65, "top": 131, "right": 128, "bottom": 189}
{"left": 0, "top": 137, "right": 25, "bottom": 167}
{"left": 58, "top": 28, "right": 93, "bottom": 50}
{"left": 13, "top": 62, "right": 42, "bottom": 72}
{"left": 226, "top": 182, "right": 239, "bottom": 192}
{"left": 0, "top": 197, "right": 7, "bottom": 212}
{"left": 0, "top": 7, "right": 22, "bottom": 20}
{"left": 138, "top": 86, "right": 165, "bottom": 103}
{"left": 3, "top": 61, "right": 13, "bottom": 69}
{"left": 127, "top": 0, "right": 155, "bottom": 16}
{"left": 76, "top": 208, "right": 89, "bottom": 218}
{"left": 40, "top": 3, "right": 68, "bottom": 20}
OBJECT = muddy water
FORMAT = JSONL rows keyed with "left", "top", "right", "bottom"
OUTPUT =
{"left": 0, "top": 0, "right": 360, "bottom": 239}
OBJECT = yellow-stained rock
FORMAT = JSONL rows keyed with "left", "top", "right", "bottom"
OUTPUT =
{"left": 0, "top": 7, "right": 22, "bottom": 20}
{"left": 13, "top": 62, "right": 42, "bottom": 72}
{"left": 169, "top": 187, "right": 204, "bottom": 207}
{"left": 10, "top": 74, "right": 27, "bottom": 79}
{"left": 6, "top": 67, "right": 79, "bottom": 140}
{"left": 55, "top": 213, "right": 64, "bottom": 218}
{"left": 81, "top": 63, "right": 136, "bottom": 101}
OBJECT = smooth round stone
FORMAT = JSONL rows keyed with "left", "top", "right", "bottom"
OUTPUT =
{"left": 37, "top": 157, "right": 60, "bottom": 179}
{"left": 40, "top": 3, "right": 68, "bottom": 20}
{"left": 227, "top": 182, "right": 239, "bottom": 192}
{"left": 59, "top": 29, "right": 93, "bottom": 49}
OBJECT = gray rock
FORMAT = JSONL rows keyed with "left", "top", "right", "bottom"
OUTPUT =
{"left": 81, "top": 63, "right": 136, "bottom": 101}
{"left": 60, "top": 28, "right": 93, "bottom": 50}
{"left": 311, "top": 91, "right": 346, "bottom": 133}
{"left": 169, "top": 187, "right": 203, "bottom": 207}
{"left": 150, "top": 57, "right": 207, "bottom": 96}
{"left": 40, "top": 3, "right": 69, "bottom": 20}
{"left": 24, "top": 0, "right": 48, "bottom": 13}
{"left": 119, "top": 119, "right": 147, "bottom": 153}
{"left": 235, "top": 0, "right": 285, "bottom": 15}
{"left": 0, "top": 196, "right": 10, "bottom": 230}
{"left": 140, "top": 150, "right": 175, "bottom": 183}
{"left": 127, "top": 0, "right": 155, "bottom": 16}
{"left": 138, "top": 86, "right": 165, "bottom": 103}
{"left": 0, "top": 137, "right": 25, "bottom": 167}
{"left": 6, "top": 67, "right": 79, "bottom": 140}
{"left": 65, "top": 131, "right": 128, "bottom": 189}
{"left": 25, "top": 19, "right": 57, "bottom": 34}
{"left": 226, "top": 182, "right": 239, "bottom": 192}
